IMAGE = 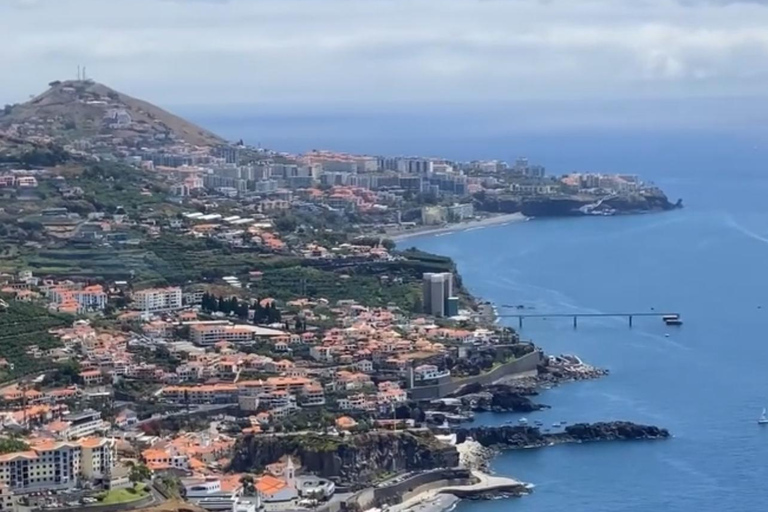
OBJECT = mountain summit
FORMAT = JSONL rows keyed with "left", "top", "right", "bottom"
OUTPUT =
{"left": 0, "top": 80, "right": 225, "bottom": 149}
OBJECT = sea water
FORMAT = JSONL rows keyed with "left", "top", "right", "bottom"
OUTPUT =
{"left": 402, "top": 158, "right": 768, "bottom": 511}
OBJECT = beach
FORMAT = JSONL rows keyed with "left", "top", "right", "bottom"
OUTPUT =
{"left": 389, "top": 213, "right": 527, "bottom": 242}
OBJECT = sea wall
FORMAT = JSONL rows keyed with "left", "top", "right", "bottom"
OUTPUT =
{"left": 409, "top": 350, "right": 543, "bottom": 400}
{"left": 345, "top": 469, "right": 473, "bottom": 510}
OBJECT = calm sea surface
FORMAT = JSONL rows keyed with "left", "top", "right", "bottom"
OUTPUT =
{"left": 401, "top": 154, "right": 768, "bottom": 511}
{"left": 198, "top": 109, "right": 768, "bottom": 510}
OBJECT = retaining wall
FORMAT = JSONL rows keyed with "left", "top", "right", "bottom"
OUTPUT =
{"left": 346, "top": 469, "right": 472, "bottom": 510}
{"left": 409, "top": 350, "right": 543, "bottom": 400}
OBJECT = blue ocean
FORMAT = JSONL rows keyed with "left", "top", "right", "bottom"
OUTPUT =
{"left": 192, "top": 108, "right": 768, "bottom": 511}
{"left": 399, "top": 140, "right": 768, "bottom": 511}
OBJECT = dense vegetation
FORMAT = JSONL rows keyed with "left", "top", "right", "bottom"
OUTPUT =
{"left": 200, "top": 293, "right": 282, "bottom": 323}
{"left": 0, "top": 297, "right": 69, "bottom": 377}
{"left": 0, "top": 143, "right": 71, "bottom": 168}
{"left": 0, "top": 437, "right": 30, "bottom": 455}
{"left": 257, "top": 266, "right": 422, "bottom": 311}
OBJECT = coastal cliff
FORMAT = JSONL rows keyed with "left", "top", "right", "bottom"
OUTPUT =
{"left": 476, "top": 190, "right": 682, "bottom": 218}
{"left": 229, "top": 431, "right": 459, "bottom": 487}
{"left": 455, "top": 421, "right": 670, "bottom": 449}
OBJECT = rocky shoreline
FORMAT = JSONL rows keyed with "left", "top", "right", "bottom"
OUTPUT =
{"left": 499, "top": 353, "right": 610, "bottom": 393}
{"left": 456, "top": 421, "right": 670, "bottom": 450}
{"left": 441, "top": 353, "right": 608, "bottom": 415}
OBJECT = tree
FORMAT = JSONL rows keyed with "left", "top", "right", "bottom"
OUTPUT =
{"left": 240, "top": 475, "right": 255, "bottom": 496}
{"left": 129, "top": 462, "right": 152, "bottom": 484}
{"left": 274, "top": 214, "right": 298, "bottom": 233}
{"left": 44, "top": 360, "right": 82, "bottom": 387}
{"left": 0, "top": 437, "right": 30, "bottom": 455}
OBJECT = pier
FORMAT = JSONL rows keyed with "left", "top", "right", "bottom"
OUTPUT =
{"left": 498, "top": 312, "right": 681, "bottom": 329}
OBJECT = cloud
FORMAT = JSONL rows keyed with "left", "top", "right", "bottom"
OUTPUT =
{"left": 1, "top": 0, "right": 767, "bottom": 125}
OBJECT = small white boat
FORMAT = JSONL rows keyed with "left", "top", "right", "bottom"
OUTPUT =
{"left": 759, "top": 408, "right": 768, "bottom": 425}
{"left": 552, "top": 422, "right": 561, "bottom": 428}
{"left": 519, "top": 417, "right": 528, "bottom": 425}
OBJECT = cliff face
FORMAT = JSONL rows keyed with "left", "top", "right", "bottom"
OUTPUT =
{"left": 229, "top": 431, "right": 459, "bottom": 487}
{"left": 477, "top": 191, "right": 682, "bottom": 218}
{"left": 520, "top": 191, "right": 679, "bottom": 217}
{"left": 456, "top": 421, "right": 670, "bottom": 448}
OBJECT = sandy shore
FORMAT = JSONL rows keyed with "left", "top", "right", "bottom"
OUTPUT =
{"left": 390, "top": 212, "right": 528, "bottom": 243}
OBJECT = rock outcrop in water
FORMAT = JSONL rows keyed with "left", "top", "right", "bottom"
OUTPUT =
{"left": 229, "top": 431, "right": 459, "bottom": 488}
{"left": 456, "top": 421, "right": 670, "bottom": 449}
{"left": 451, "top": 382, "right": 548, "bottom": 412}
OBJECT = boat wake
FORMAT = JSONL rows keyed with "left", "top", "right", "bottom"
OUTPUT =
{"left": 725, "top": 215, "right": 768, "bottom": 246}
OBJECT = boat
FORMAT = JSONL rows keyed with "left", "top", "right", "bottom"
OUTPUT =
{"left": 663, "top": 314, "right": 683, "bottom": 326}
{"left": 759, "top": 408, "right": 768, "bottom": 425}
{"left": 518, "top": 418, "right": 528, "bottom": 425}
{"left": 534, "top": 420, "right": 543, "bottom": 426}
{"left": 552, "top": 422, "right": 560, "bottom": 428}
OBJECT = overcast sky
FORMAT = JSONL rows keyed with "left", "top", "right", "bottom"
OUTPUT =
{"left": 3, "top": 0, "right": 768, "bottom": 130}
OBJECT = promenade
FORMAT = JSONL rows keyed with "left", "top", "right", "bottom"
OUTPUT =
{"left": 385, "top": 471, "right": 531, "bottom": 512}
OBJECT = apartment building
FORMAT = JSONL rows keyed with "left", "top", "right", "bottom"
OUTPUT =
{"left": 62, "top": 409, "right": 107, "bottom": 439}
{"left": 48, "top": 285, "right": 108, "bottom": 314}
{"left": 132, "top": 287, "right": 183, "bottom": 312}
{"left": 0, "top": 484, "right": 15, "bottom": 511}
{"left": 160, "top": 384, "right": 239, "bottom": 405}
{"left": 300, "top": 384, "right": 325, "bottom": 407}
{"left": 0, "top": 438, "right": 115, "bottom": 493}
{"left": 189, "top": 324, "right": 257, "bottom": 345}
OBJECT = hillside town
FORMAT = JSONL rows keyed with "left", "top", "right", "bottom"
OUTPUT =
{"left": 0, "top": 80, "right": 674, "bottom": 512}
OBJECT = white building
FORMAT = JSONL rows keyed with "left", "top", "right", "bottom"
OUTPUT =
{"left": 0, "top": 438, "right": 115, "bottom": 493}
{"left": 414, "top": 364, "right": 451, "bottom": 382}
{"left": 63, "top": 409, "right": 108, "bottom": 439}
{"left": 256, "top": 458, "right": 299, "bottom": 511}
{"left": 132, "top": 287, "right": 183, "bottom": 312}
{"left": 183, "top": 476, "right": 251, "bottom": 512}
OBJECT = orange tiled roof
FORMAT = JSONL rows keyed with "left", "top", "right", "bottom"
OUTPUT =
{"left": 255, "top": 475, "right": 288, "bottom": 495}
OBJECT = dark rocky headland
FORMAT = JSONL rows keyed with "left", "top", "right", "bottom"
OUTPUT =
{"left": 456, "top": 421, "right": 671, "bottom": 449}
{"left": 476, "top": 189, "right": 683, "bottom": 218}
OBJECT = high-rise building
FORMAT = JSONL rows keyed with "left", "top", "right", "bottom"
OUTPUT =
{"left": 422, "top": 273, "right": 455, "bottom": 317}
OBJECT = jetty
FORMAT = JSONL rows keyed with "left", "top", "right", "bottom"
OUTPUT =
{"left": 437, "top": 470, "right": 532, "bottom": 498}
{"left": 498, "top": 311, "right": 682, "bottom": 329}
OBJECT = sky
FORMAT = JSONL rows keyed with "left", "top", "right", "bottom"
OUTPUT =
{"left": 3, "top": 0, "right": 768, "bottom": 134}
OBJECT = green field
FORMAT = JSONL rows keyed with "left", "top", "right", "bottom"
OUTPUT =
{"left": 97, "top": 484, "right": 148, "bottom": 505}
